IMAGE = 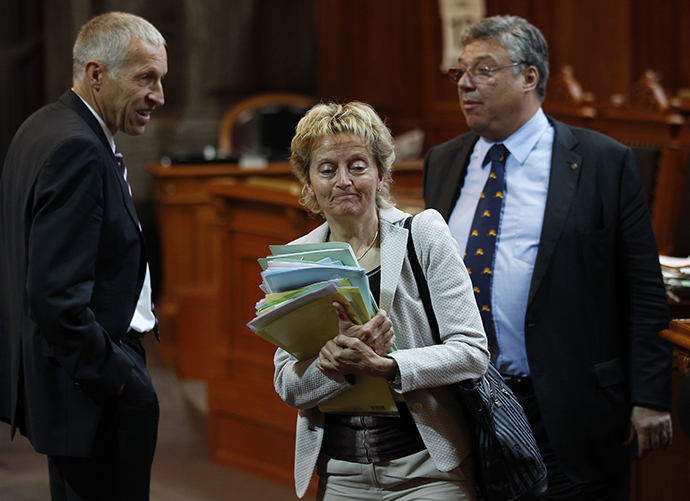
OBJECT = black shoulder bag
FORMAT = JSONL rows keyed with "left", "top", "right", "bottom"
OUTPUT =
{"left": 404, "top": 215, "right": 547, "bottom": 501}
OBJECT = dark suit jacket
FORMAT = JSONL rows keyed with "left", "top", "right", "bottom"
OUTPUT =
{"left": 0, "top": 90, "right": 146, "bottom": 457}
{"left": 423, "top": 117, "right": 672, "bottom": 482}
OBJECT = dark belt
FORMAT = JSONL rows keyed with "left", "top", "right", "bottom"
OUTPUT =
{"left": 500, "top": 374, "right": 534, "bottom": 395}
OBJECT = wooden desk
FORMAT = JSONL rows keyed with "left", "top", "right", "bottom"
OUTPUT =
{"left": 660, "top": 318, "right": 690, "bottom": 369}
{"left": 148, "top": 160, "right": 422, "bottom": 378}
{"left": 203, "top": 179, "right": 321, "bottom": 491}
{"left": 670, "top": 299, "right": 690, "bottom": 320}
{"left": 148, "top": 161, "right": 297, "bottom": 377}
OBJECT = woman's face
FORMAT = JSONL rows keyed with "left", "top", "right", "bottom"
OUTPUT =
{"left": 307, "top": 132, "right": 383, "bottom": 222}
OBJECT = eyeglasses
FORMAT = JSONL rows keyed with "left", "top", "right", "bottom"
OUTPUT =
{"left": 447, "top": 62, "right": 525, "bottom": 84}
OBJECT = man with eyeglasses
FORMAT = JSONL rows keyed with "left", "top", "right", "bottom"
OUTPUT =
{"left": 423, "top": 15, "right": 672, "bottom": 501}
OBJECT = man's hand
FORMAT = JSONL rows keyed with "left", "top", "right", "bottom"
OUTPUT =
{"left": 624, "top": 405, "right": 672, "bottom": 459}
{"left": 332, "top": 301, "right": 395, "bottom": 355}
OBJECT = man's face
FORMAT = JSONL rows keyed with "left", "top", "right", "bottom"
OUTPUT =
{"left": 99, "top": 39, "right": 167, "bottom": 136}
{"left": 456, "top": 39, "right": 528, "bottom": 142}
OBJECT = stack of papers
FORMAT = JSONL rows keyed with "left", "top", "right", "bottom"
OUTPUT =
{"left": 247, "top": 242, "right": 398, "bottom": 414}
{"left": 660, "top": 255, "right": 690, "bottom": 302}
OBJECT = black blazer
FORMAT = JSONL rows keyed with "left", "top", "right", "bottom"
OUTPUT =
{"left": 0, "top": 91, "right": 146, "bottom": 456}
{"left": 423, "top": 117, "right": 672, "bottom": 482}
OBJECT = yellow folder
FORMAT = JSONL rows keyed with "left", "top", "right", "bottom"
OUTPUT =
{"left": 252, "top": 287, "right": 397, "bottom": 414}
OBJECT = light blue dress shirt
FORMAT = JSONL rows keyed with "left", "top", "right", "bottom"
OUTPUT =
{"left": 448, "top": 108, "right": 554, "bottom": 376}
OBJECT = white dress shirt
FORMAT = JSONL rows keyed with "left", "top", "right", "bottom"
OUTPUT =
{"left": 73, "top": 90, "right": 156, "bottom": 334}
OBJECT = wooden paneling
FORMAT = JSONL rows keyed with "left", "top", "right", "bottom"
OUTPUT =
{"left": 631, "top": 0, "right": 690, "bottom": 95}
{"left": 419, "top": 1, "right": 469, "bottom": 149}
{"left": 547, "top": 0, "right": 632, "bottom": 102}
{"left": 680, "top": 1, "right": 690, "bottom": 92}
{"left": 205, "top": 180, "right": 321, "bottom": 494}
{"left": 148, "top": 162, "right": 297, "bottom": 378}
{"left": 316, "top": 0, "right": 424, "bottom": 135}
{"left": 208, "top": 378, "right": 297, "bottom": 488}
{"left": 318, "top": 0, "right": 690, "bottom": 151}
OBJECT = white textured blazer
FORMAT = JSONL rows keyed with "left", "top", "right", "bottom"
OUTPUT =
{"left": 274, "top": 207, "right": 490, "bottom": 498}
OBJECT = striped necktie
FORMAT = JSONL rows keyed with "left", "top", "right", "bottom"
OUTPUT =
{"left": 464, "top": 143, "right": 509, "bottom": 361}
{"left": 114, "top": 147, "right": 132, "bottom": 196}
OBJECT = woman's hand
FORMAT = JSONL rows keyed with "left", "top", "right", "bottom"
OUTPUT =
{"left": 315, "top": 302, "right": 397, "bottom": 379}
{"left": 332, "top": 301, "right": 395, "bottom": 355}
{"left": 317, "top": 334, "right": 397, "bottom": 379}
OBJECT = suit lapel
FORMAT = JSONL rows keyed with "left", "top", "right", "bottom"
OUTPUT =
{"left": 378, "top": 209, "right": 408, "bottom": 314}
{"left": 300, "top": 223, "right": 329, "bottom": 245}
{"left": 60, "top": 91, "right": 110, "bottom": 150}
{"left": 527, "top": 119, "right": 582, "bottom": 307}
{"left": 436, "top": 134, "right": 477, "bottom": 220}
{"left": 60, "top": 91, "right": 141, "bottom": 229}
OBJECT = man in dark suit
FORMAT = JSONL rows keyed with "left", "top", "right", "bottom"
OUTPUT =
{"left": 423, "top": 15, "right": 672, "bottom": 500}
{"left": 0, "top": 12, "right": 167, "bottom": 501}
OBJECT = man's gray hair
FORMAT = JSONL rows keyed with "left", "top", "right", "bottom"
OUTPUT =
{"left": 462, "top": 15, "right": 549, "bottom": 101}
{"left": 73, "top": 11, "right": 166, "bottom": 79}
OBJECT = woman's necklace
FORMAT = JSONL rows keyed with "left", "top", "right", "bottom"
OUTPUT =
{"left": 356, "top": 229, "right": 379, "bottom": 261}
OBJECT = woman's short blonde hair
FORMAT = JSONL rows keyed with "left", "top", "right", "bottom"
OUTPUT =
{"left": 290, "top": 101, "right": 396, "bottom": 217}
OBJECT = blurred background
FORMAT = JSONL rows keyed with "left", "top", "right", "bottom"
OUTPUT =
{"left": 3, "top": 1, "right": 690, "bottom": 499}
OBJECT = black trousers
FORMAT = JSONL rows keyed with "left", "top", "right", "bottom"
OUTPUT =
{"left": 48, "top": 336, "right": 159, "bottom": 501}
{"left": 505, "top": 377, "right": 630, "bottom": 501}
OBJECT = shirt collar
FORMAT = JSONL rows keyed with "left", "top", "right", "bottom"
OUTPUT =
{"left": 477, "top": 107, "right": 549, "bottom": 167}
{"left": 71, "top": 89, "right": 116, "bottom": 154}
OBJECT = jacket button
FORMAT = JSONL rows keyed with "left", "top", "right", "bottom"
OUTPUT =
{"left": 411, "top": 402, "right": 424, "bottom": 413}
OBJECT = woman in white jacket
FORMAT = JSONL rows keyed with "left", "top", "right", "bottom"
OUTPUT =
{"left": 274, "top": 101, "right": 489, "bottom": 500}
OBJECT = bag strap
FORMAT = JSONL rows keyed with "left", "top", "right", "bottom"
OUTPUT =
{"left": 404, "top": 215, "right": 441, "bottom": 345}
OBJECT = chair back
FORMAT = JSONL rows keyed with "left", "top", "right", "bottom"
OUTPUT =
{"left": 217, "top": 93, "right": 315, "bottom": 160}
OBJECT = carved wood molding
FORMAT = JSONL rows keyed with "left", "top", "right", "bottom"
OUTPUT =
{"left": 549, "top": 65, "right": 594, "bottom": 105}
{"left": 629, "top": 70, "right": 670, "bottom": 112}
{"left": 545, "top": 65, "right": 597, "bottom": 119}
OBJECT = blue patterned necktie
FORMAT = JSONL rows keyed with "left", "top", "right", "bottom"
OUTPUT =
{"left": 114, "top": 147, "right": 132, "bottom": 196}
{"left": 464, "top": 143, "right": 509, "bottom": 361}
